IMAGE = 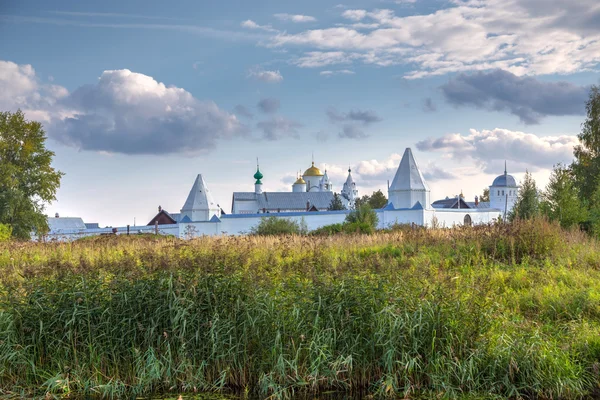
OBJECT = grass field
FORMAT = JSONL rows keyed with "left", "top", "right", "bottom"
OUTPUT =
{"left": 1, "top": 219, "right": 600, "bottom": 399}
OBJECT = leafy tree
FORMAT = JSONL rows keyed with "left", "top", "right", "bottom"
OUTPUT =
{"left": 572, "top": 85, "right": 600, "bottom": 200}
{"left": 540, "top": 163, "right": 587, "bottom": 229}
{"left": 368, "top": 189, "right": 388, "bottom": 209}
{"left": 509, "top": 170, "right": 539, "bottom": 221}
{"left": 327, "top": 193, "right": 347, "bottom": 210}
{"left": 251, "top": 216, "right": 307, "bottom": 235}
{"left": 345, "top": 204, "right": 379, "bottom": 229}
{"left": 587, "top": 182, "right": 600, "bottom": 237}
{"left": 480, "top": 188, "right": 490, "bottom": 202}
{"left": 0, "top": 110, "right": 63, "bottom": 239}
{"left": 354, "top": 190, "right": 387, "bottom": 209}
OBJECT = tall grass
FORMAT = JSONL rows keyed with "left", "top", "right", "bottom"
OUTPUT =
{"left": 1, "top": 219, "right": 600, "bottom": 398}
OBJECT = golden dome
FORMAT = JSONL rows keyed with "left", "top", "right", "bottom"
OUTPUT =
{"left": 303, "top": 162, "right": 323, "bottom": 177}
{"left": 294, "top": 177, "right": 306, "bottom": 185}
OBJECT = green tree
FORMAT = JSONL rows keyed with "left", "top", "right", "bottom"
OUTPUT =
{"left": 540, "top": 163, "right": 587, "bottom": 229}
{"left": 480, "top": 188, "right": 490, "bottom": 202}
{"left": 345, "top": 204, "right": 379, "bottom": 229}
{"left": 572, "top": 85, "right": 600, "bottom": 200}
{"left": 509, "top": 170, "right": 539, "bottom": 221}
{"left": 368, "top": 189, "right": 387, "bottom": 209}
{"left": 327, "top": 193, "right": 347, "bottom": 211}
{"left": 0, "top": 110, "right": 64, "bottom": 239}
{"left": 588, "top": 182, "right": 600, "bottom": 237}
{"left": 250, "top": 216, "right": 307, "bottom": 235}
{"left": 354, "top": 190, "right": 388, "bottom": 209}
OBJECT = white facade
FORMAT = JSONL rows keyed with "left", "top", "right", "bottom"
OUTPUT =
{"left": 41, "top": 148, "right": 507, "bottom": 242}
{"left": 388, "top": 148, "right": 430, "bottom": 209}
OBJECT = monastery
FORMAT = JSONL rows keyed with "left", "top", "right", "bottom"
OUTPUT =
{"left": 44, "top": 148, "right": 518, "bottom": 240}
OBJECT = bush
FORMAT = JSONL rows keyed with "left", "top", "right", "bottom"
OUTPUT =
{"left": 250, "top": 216, "right": 307, "bottom": 235}
{"left": 311, "top": 221, "right": 374, "bottom": 236}
{"left": 345, "top": 204, "right": 379, "bottom": 229}
{"left": 0, "top": 223, "right": 11, "bottom": 241}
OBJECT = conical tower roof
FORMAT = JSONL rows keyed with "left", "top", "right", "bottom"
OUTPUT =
{"left": 390, "top": 148, "right": 429, "bottom": 191}
{"left": 181, "top": 174, "right": 217, "bottom": 212}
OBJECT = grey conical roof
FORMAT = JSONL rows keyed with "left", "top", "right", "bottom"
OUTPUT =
{"left": 389, "top": 148, "right": 429, "bottom": 191}
{"left": 181, "top": 174, "right": 217, "bottom": 211}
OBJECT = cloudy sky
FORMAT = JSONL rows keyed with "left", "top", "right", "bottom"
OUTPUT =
{"left": 1, "top": 0, "right": 598, "bottom": 226}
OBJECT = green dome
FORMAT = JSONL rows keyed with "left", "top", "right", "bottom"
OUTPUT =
{"left": 254, "top": 167, "right": 263, "bottom": 184}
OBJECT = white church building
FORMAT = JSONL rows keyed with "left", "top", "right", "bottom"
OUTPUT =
{"left": 44, "top": 148, "right": 519, "bottom": 241}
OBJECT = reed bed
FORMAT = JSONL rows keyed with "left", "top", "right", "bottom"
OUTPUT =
{"left": 1, "top": 219, "right": 600, "bottom": 399}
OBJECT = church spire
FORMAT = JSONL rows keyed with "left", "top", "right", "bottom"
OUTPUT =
{"left": 504, "top": 160, "right": 507, "bottom": 175}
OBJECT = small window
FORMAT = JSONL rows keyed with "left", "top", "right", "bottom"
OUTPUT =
{"left": 498, "top": 190, "right": 500, "bottom": 196}
{"left": 502, "top": 190, "right": 504, "bottom": 196}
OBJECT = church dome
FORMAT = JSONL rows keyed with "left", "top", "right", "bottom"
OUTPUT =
{"left": 254, "top": 167, "right": 263, "bottom": 184}
{"left": 294, "top": 177, "right": 306, "bottom": 185}
{"left": 303, "top": 162, "right": 323, "bottom": 177}
{"left": 492, "top": 174, "right": 517, "bottom": 187}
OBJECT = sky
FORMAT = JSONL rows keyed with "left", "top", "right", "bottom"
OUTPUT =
{"left": 0, "top": 0, "right": 598, "bottom": 227}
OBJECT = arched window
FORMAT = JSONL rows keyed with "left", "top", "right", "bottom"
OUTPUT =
{"left": 464, "top": 214, "right": 472, "bottom": 226}
{"left": 498, "top": 190, "right": 500, "bottom": 196}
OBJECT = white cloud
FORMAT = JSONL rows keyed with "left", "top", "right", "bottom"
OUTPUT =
{"left": 247, "top": 68, "right": 284, "bottom": 83}
{"left": 240, "top": 19, "right": 277, "bottom": 32}
{"left": 267, "top": 0, "right": 600, "bottom": 78}
{"left": 341, "top": 9, "right": 367, "bottom": 21}
{"left": 274, "top": 13, "right": 317, "bottom": 23}
{"left": 416, "top": 128, "right": 579, "bottom": 172}
{"left": 319, "top": 69, "right": 355, "bottom": 76}
{"left": 0, "top": 60, "right": 247, "bottom": 155}
{"left": 0, "top": 60, "right": 68, "bottom": 122}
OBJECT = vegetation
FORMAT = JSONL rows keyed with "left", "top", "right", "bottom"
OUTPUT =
{"left": 572, "top": 84, "right": 600, "bottom": 201}
{"left": 510, "top": 170, "right": 539, "bottom": 221}
{"left": 540, "top": 163, "right": 588, "bottom": 229}
{"left": 0, "top": 110, "right": 63, "bottom": 239}
{"left": 354, "top": 189, "right": 387, "bottom": 209}
{"left": 480, "top": 188, "right": 490, "bottom": 202}
{"left": 0, "top": 224, "right": 11, "bottom": 242}
{"left": 250, "top": 216, "right": 307, "bottom": 235}
{"left": 327, "top": 193, "right": 346, "bottom": 211}
{"left": 3, "top": 219, "right": 600, "bottom": 399}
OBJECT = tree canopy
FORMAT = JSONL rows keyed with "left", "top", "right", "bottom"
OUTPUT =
{"left": 354, "top": 189, "right": 387, "bottom": 209}
{"left": 327, "top": 193, "right": 346, "bottom": 211}
{"left": 572, "top": 85, "right": 600, "bottom": 200}
{"left": 540, "top": 163, "right": 587, "bottom": 229}
{"left": 509, "top": 170, "right": 539, "bottom": 221}
{"left": 0, "top": 110, "right": 63, "bottom": 239}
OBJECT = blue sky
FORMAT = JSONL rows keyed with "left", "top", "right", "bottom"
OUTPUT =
{"left": 1, "top": 0, "right": 598, "bottom": 226}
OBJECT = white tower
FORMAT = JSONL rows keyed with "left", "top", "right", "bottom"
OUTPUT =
{"left": 319, "top": 170, "right": 332, "bottom": 192}
{"left": 341, "top": 167, "right": 358, "bottom": 209}
{"left": 490, "top": 162, "right": 519, "bottom": 218}
{"left": 388, "top": 148, "right": 430, "bottom": 209}
{"left": 180, "top": 174, "right": 221, "bottom": 222}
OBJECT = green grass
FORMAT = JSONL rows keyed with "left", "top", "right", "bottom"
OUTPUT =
{"left": 1, "top": 219, "right": 600, "bottom": 399}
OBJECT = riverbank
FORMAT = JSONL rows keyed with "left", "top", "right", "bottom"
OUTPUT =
{"left": 1, "top": 219, "right": 600, "bottom": 398}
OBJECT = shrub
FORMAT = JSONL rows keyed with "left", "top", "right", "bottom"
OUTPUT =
{"left": 345, "top": 204, "right": 379, "bottom": 229}
{"left": 250, "top": 216, "right": 307, "bottom": 235}
{"left": 0, "top": 223, "right": 11, "bottom": 241}
{"left": 311, "top": 221, "right": 374, "bottom": 235}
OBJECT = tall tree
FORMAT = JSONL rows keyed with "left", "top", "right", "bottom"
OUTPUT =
{"left": 368, "top": 189, "right": 388, "bottom": 209}
{"left": 572, "top": 85, "right": 600, "bottom": 200}
{"left": 509, "top": 170, "right": 539, "bottom": 221}
{"left": 0, "top": 110, "right": 64, "bottom": 239}
{"left": 540, "top": 163, "right": 587, "bottom": 229}
{"left": 327, "top": 193, "right": 347, "bottom": 211}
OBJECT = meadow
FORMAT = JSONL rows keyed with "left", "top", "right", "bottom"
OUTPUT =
{"left": 1, "top": 219, "right": 600, "bottom": 399}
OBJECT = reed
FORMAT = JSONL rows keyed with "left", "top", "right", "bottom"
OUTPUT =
{"left": 1, "top": 219, "right": 599, "bottom": 398}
